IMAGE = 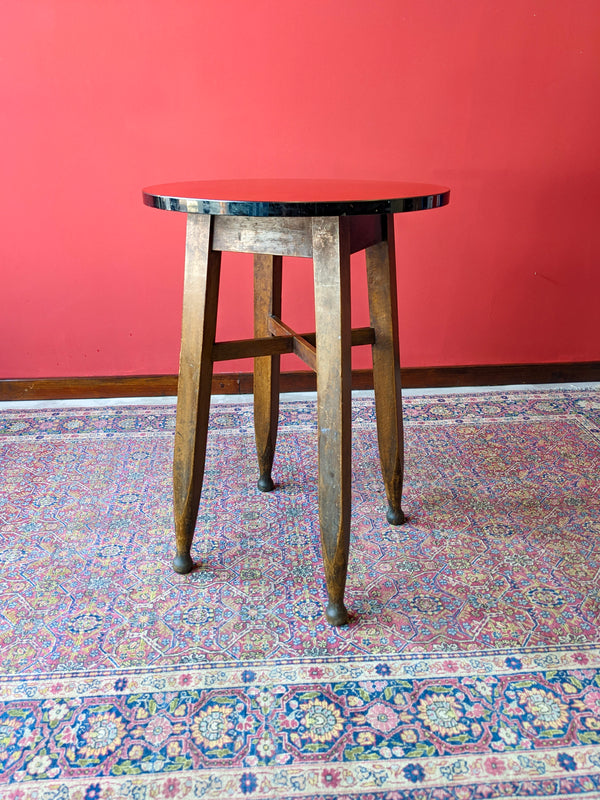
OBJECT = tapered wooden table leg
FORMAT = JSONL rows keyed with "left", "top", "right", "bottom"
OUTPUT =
{"left": 253, "top": 254, "right": 283, "bottom": 492}
{"left": 173, "top": 214, "right": 221, "bottom": 573}
{"left": 366, "top": 215, "right": 406, "bottom": 526}
{"left": 312, "top": 217, "right": 352, "bottom": 626}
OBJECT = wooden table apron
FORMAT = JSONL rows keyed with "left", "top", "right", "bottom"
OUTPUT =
{"left": 142, "top": 181, "right": 450, "bottom": 626}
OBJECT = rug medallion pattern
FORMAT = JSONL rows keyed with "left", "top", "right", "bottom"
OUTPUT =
{"left": 1, "top": 389, "right": 599, "bottom": 798}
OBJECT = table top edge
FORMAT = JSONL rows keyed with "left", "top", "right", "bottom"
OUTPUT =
{"left": 142, "top": 182, "right": 450, "bottom": 217}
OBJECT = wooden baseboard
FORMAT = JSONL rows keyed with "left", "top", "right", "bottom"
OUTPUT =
{"left": 1, "top": 362, "right": 598, "bottom": 402}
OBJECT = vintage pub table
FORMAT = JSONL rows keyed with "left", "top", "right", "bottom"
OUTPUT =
{"left": 143, "top": 179, "right": 450, "bottom": 626}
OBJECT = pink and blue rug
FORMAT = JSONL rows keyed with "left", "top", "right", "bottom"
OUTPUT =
{"left": 1, "top": 388, "right": 600, "bottom": 799}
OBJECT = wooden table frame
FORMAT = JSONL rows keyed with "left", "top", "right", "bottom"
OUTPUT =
{"left": 172, "top": 212, "right": 405, "bottom": 626}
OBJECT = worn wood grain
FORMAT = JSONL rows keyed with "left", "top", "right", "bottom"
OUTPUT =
{"left": 267, "top": 319, "right": 376, "bottom": 352}
{"left": 172, "top": 214, "right": 221, "bottom": 574}
{"left": 366, "top": 215, "right": 406, "bottom": 525}
{"left": 312, "top": 216, "right": 352, "bottom": 626}
{"left": 213, "top": 216, "right": 313, "bottom": 257}
{"left": 212, "top": 335, "right": 293, "bottom": 361}
{"left": 254, "top": 254, "right": 283, "bottom": 492}
{"left": 267, "top": 316, "right": 317, "bottom": 371}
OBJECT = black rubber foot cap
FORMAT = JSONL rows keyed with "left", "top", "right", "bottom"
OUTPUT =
{"left": 325, "top": 602, "right": 350, "bottom": 626}
{"left": 386, "top": 506, "right": 406, "bottom": 526}
{"left": 173, "top": 553, "right": 194, "bottom": 574}
{"left": 257, "top": 474, "right": 275, "bottom": 492}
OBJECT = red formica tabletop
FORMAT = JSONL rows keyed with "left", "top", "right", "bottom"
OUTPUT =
{"left": 143, "top": 179, "right": 450, "bottom": 217}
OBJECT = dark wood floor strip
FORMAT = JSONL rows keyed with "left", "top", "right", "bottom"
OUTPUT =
{"left": 1, "top": 362, "right": 599, "bottom": 401}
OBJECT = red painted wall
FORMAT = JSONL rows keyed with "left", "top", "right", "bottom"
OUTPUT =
{"left": 1, "top": 0, "right": 599, "bottom": 378}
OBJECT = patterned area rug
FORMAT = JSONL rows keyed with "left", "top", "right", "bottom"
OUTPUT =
{"left": 1, "top": 388, "right": 600, "bottom": 799}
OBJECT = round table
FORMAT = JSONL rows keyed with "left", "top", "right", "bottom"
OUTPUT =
{"left": 143, "top": 179, "right": 450, "bottom": 626}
